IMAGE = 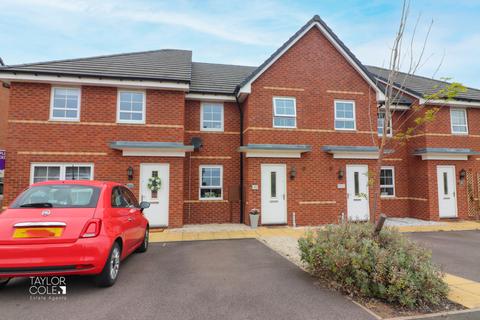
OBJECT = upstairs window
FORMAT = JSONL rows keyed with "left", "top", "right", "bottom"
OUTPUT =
{"left": 199, "top": 165, "right": 223, "bottom": 200}
{"left": 50, "top": 87, "right": 81, "bottom": 121}
{"left": 201, "top": 103, "right": 224, "bottom": 131}
{"left": 377, "top": 111, "right": 392, "bottom": 136}
{"left": 273, "top": 97, "right": 296, "bottom": 128}
{"left": 334, "top": 100, "right": 356, "bottom": 130}
{"left": 117, "top": 90, "right": 145, "bottom": 124}
{"left": 380, "top": 167, "right": 395, "bottom": 197}
{"left": 450, "top": 108, "right": 468, "bottom": 134}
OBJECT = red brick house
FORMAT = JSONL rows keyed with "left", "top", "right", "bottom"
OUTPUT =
{"left": 1, "top": 15, "right": 480, "bottom": 227}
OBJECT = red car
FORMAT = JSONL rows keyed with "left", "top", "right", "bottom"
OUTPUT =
{"left": 0, "top": 180, "right": 150, "bottom": 287}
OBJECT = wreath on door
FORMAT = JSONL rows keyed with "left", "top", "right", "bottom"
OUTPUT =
{"left": 147, "top": 176, "right": 162, "bottom": 191}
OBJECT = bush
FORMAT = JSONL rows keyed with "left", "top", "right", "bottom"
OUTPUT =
{"left": 298, "top": 223, "right": 448, "bottom": 309}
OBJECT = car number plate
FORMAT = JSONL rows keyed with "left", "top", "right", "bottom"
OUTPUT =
{"left": 13, "top": 227, "right": 64, "bottom": 238}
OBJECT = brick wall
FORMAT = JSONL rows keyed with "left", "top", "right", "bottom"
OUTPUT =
{"left": 3, "top": 82, "right": 186, "bottom": 227}
{"left": 183, "top": 100, "right": 241, "bottom": 224}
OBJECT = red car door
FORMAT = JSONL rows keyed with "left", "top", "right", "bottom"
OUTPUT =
{"left": 110, "top": 187, "right": 136, "bottom": 253}
{"left": 120, "top": 187, "right": 143, "bottom": 248}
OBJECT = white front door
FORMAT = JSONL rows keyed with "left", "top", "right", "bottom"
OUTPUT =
{"left": 261, "top": 164, "right": 287, "bottom": 224}
{"left": 140, "top": 163, "right": 169, "bottom": 227}
{"left": 346, "top": 165, "right": 370, "bottom": 221}
{"left": 437, "top": 166, "right": 457, "bottom": 218}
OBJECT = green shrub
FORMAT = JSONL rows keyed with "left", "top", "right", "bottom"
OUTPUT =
{"left": 298, "top": 223, "right": 448, "bottom": 308}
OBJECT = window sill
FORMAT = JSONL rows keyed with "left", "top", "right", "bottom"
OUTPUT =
{"left": 117, "top": 121, "right": 146, "bottom": 125}
{"left": 199, "top": 198, "right": 224, "bottom": 201}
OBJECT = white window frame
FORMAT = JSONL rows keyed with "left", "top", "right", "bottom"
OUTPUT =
{"left": 377, "top": 110, "right": 392, "bottom": 137}
{"left": 30, "top": 163, "right": 94, "bottom": 185}
{"left": 334, "top": 100, "right": 356, "bottom": 131}
{"left": 117, "top": 89, "right": 146, "bottom": 124}
{"left": 273, "top": 97, "right": 297, "bottom": 128}
{"left": 50, "top": 87, "right": 81, "bottom": 122}
{"left": 199, "top": 165, "right": 223, "bottom": 200}
{"left": 200, "top": 102, "right": 224, "bottom": 132}
{"left": 450, "top": 108, "right": 468, "bottom": 135}
{"left": 380, "top": 166, "right": 395, "bottom": 198}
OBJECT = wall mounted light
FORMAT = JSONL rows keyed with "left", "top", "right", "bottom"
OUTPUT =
{"left": 127, "top": 166, "right": 134, "bottom": 181}
{"left": 459, "top": 169, "right": 466, "bottom": 181}
{"left": 337, "top": 168, "right": 344, "bottom": 180}
{"left": 290, "top": 166, "right": 297, "bottom": 180}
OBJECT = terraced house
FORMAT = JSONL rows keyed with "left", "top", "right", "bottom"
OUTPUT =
{"left": 1, "top": 15, "right": 480, "bottom": 228}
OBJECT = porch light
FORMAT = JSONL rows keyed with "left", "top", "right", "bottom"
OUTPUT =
{"left": 127, "top": 166, "right": 134, "bottom": 181}
{"left": 337, "top": 168, "right": 344, "bottom": 180}
{"left": 459, "top": 169, "right": 466, "bottom": 181}
{"left": 290, "top": 166, "right": 297, "bottom": 180}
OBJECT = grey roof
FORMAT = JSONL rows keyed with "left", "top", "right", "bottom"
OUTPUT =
{"left": 236, "top": 15, "right": 379, "bottom": 93}
{"left": 191, "top": 62, "right": 256, "bottom": 95}
{"left": 110, "top": 141, "right": 194, "bottom": 151}
{"left": 413, "top": 148, "right": 480, "bottom": 155}
{"left": 0, "top": 49, "right": 192, "bottom": 83}
{"left": 238, "top": 144, "right": 312, "bottom": 152}
{"left": 322, "top": 145, "right": 394, "bottom": 154}
{"left": 376, "top": 82, "right": 414, "bottom": 105}
{"left": 367, "top": 66, "right": 480, "bottom": 103}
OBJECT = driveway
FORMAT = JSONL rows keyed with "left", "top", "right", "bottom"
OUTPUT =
{"left": 408, "top": 230, "right": 480, "bottom": 282}
{"left": 0, "top": 239, "right": 374, "bottom": 320}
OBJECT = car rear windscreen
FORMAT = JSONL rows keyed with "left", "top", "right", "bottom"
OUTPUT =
{"left": 11, "top": 185, "right": 101, "bottom": 208}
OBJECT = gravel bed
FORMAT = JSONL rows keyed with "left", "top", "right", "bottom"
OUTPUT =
{"left": 385, "top": 217, "right": 446, "bottom": 227}
{"left": 259, "top": 236, "right": 306, "bottom": 270}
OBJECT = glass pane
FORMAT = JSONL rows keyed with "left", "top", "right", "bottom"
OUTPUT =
{"left": 47, "top": 167, "right": 60, "bottom": 180}
{"left": 53, "top": 98, "right": 65, "bottom": 109}
{"left": 274, "top": 117, "right": 295, "bottom": 127}
{"left": 119, "top": 112, "right": 132, "bottom": 120}
{"left": 443, "top": 172, "right": 448, "bottom": 195}
{"left": 131, "top": 102, "right": 143, "bottom": 112}
{"left": 335, "top": 120, "right": 344, "bottom": 129}
{"left": 132, "top": 93, "right": 143, "bottom": 103}
{"left": 12, "top": 185, "right": 100, "bottom": 208}
{"left": 270, "top": 171, "right": 277, "bottom": 198}
{"left": 66, "top": 110, "right": 77, "bottom": 118}
{"left": 66, "top": 98, "right": 78, "bottom": 109}
{"left": 200, "top": 188, "right": 221, "bottom": 199}
{"left": 34, "top": 166, "right": 48, "bottom": 178}
{"left": 131, "top": 112, "right": 143, "bottom": 121}
{"left": 120, "top": 101, "right": 131, "bottom": 111}
{"left": 52, "top": 110, "right": 66, "bottom": 118}
{"left": 78, "top": 167, "right": 91, "bottom": 180}
{"left": 120, "top": 92, "right": 132, "bottom": 102}
{"left": 344, "top": 120, "right": 355, "bottom": 129}
{"left": 54, "top": 88, "right": 67, "bottom": 98}
{"left": 354, "top": 172, "right": 360, "bottom": 196}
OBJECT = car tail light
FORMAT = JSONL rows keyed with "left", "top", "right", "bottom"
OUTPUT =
{"left": 80, "top": 219, "right": 102, "bottom": 238}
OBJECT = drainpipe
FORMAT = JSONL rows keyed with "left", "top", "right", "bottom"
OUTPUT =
{"left": 235, "top": 95, "right": 244, "bottom": 224}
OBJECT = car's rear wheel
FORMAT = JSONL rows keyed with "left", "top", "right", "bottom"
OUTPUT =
{"left": 95, "top": 242, "right": 121, "bottom": 287}
{"left": 136, "top": 226, "right": 149, "bottom": 253}
{"left": 0, "top": 277, "right": 11, "bottom": 289}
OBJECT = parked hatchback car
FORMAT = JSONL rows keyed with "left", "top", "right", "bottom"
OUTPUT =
{"left": 0, "top": 180, "right": 150, "bottom": 287}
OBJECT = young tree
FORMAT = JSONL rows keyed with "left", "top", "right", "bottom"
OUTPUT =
{"left": 369, "top": 0, "right": 467, "bottom": 222}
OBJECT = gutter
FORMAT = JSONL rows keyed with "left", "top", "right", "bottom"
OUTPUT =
{"left": 235, "top": 95, "right": 244, "bottom": 224}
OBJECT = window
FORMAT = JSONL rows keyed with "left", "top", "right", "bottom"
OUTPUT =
{"left": 201, "top": 103, "right": 224, "bottom": 131}
{"left": 377, "top": 111, "right": 392, "bottom": 136}
{"left": 334, "top": 100, "right": 356, "bottom": 130}
{"left": 273, "top": 97, "right": 296, "bottom": 128}
{"left": 11, "top": 184, "right": 101, "bottom": 209}
{"left": 199, "top": 165, "right": 223, "bottom": 200}
{"left": 30, "top": 163, "right": 94, "bottom": 184}
{"left": 50, "top": 87, "right": 81, "bottom": 121}
{"left": 117, "top": 90, "right": 145, "bottom": 124}
{"left": 270, "top": 171, "right": 277, "bottom": 198}
{"left": 380, "top": 167, "right": 395, "bottom": 197}
{"left": 111, "top": 187, "right": 128, "bottom": 208}
{"left": 450, "top": 108, "right": 468, "bottom": 134}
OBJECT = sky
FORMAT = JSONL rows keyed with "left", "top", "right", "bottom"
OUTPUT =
{"left": 1, "top": 0, "right": 479, "bottom": 88}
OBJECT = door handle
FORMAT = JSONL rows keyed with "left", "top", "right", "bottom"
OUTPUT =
{"left": 128, "top": 217, "right": 134, "bottom": 222}
{"left": 283, "top": 194, "right": 285, "bottom": 200}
